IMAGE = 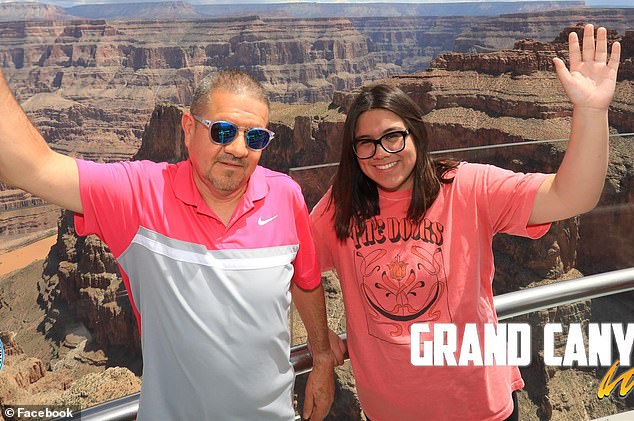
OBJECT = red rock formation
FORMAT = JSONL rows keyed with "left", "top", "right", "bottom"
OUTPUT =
{"left": 617, "top": 30, "right": 634, "bottom": 81}
{"left": 56, "top": 367, "right": 141, "bottom": 409}
{"left": 263, "top": 112, "right": 344, "bottom": 174}
{"left": 289, "top": 165, "right": 338, "bottom": 210}
{"left": 0, "top": 17, "right": 397, "bottom": 103}
{"left": 0, "top": 332, "right": 138, "bottom": 413}
{"left": 0, "top": 331, "right": 23, "bottom": 356}
{"left": 133, "top": 104, "right": 188, "bottom": 163}
{"left": 40, "top": 211, "right": 140, "bottom": 354}
{"left": 430, "top": 23, "right": 623, "bottom": 78}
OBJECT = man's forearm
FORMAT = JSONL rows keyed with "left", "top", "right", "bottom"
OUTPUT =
{"left": 291, "top": 283, "right": 331, "bottom": 355}
{"left": 292, "top": 282, "right": 335, "bottom": 421}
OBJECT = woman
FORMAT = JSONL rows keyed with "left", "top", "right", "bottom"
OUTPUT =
{"left": 310, "top": 25, "right": 620, "bottom": 421}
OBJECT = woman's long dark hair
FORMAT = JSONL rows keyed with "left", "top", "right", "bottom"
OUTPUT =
{"left": 329, "top": 83, "right": 458, "bottom": 241}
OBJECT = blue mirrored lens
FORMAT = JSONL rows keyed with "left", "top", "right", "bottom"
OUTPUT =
{"left": 210, "top": 122, "right": 238, "bottom": 144}
{"left": 246, "top": 129, "right": 271, "bottom": 150}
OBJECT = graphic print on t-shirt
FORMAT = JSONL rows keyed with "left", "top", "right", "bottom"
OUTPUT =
{"left": 352, "top": 216, "right": 452, "bottom": 344}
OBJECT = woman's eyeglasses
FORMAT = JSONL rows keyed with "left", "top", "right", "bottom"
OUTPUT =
{"left": 193, "top": 116, "right": 275, "bottom": 151}
{"left": 353, "top": 129, "right": 409, "bottom": 159}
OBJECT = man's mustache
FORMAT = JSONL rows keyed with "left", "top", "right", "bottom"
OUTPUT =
{"left": 216, "top": 155, "right": 247, "bottom": 168}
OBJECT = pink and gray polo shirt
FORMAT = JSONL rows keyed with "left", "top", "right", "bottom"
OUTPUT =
{"left": 75, "top": 158, "right": 321, "bottom": 420}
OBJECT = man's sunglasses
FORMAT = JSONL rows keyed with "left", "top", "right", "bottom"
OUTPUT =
{"left": 193, "top": 116, "right": 275, "bottom": 151}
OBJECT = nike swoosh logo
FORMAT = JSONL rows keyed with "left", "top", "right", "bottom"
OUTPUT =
{"left": 258, "top": 215, "right": 278, "bottom": 226}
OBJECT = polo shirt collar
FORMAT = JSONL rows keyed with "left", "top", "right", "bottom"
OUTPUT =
{"left": 174, "top": 159, "right": 269, "bottom": 212}
{"left": 245, "top": 165, "right": 269, "bottom": 202}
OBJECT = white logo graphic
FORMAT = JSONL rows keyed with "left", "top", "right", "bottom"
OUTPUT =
{"left": 258, "top": 215, "right": 278, "bottom": 226}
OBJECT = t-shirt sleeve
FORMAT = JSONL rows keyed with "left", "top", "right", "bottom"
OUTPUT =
{"left": 465, "top": 163, "right": 551, "bottom": 239}
{"left": 309, "top": 191, "right": 336, "bottom": 272}
{"left": 74, "top": 159, "right": 143, "bottom": 257}
{"left": 290, "top": 185, "right": 322, "bottom": 290}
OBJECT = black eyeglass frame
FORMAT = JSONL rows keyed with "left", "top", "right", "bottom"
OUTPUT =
{"left": 192, "top": 115, "right": 275, "bottom": 151}
{"left": 352, "top": 129, "right": 410, "bottom": 159}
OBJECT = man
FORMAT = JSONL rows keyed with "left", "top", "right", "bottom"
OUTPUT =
{"left": 0, "top": 69, "right": 336, "bottom": 420}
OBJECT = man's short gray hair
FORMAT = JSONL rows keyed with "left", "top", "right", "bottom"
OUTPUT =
{"left": 190, "top": 69, "right": 269, "bottom": 116}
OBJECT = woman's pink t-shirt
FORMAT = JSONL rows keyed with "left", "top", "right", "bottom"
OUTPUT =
{"left": 310, "top": 163, "right": 550, "bottom": 421}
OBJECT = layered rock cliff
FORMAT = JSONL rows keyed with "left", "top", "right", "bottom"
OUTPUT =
{"left": 0, "top": 17, "right": 397, "bottom": 104}
{"left": 0, "top": 331, "right": 141, "bottom": 415}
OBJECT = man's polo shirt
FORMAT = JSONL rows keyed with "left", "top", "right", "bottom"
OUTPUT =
{"left": 74, "top": 158, "right": 321, "bottom": 420}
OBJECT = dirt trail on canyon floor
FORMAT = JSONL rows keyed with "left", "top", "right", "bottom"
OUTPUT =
{"left": 0, "top": 235, "right": 56, "bottom": 278}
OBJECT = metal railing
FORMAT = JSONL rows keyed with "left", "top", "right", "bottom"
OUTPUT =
{"left": 57, "top": 267, "right": 634, "bottom": 421}
{"left": 495, "top": 267, "right": 634, "bottom": 320}
{"left": 288, "top": 132, "right": 634, "bottom": 172}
